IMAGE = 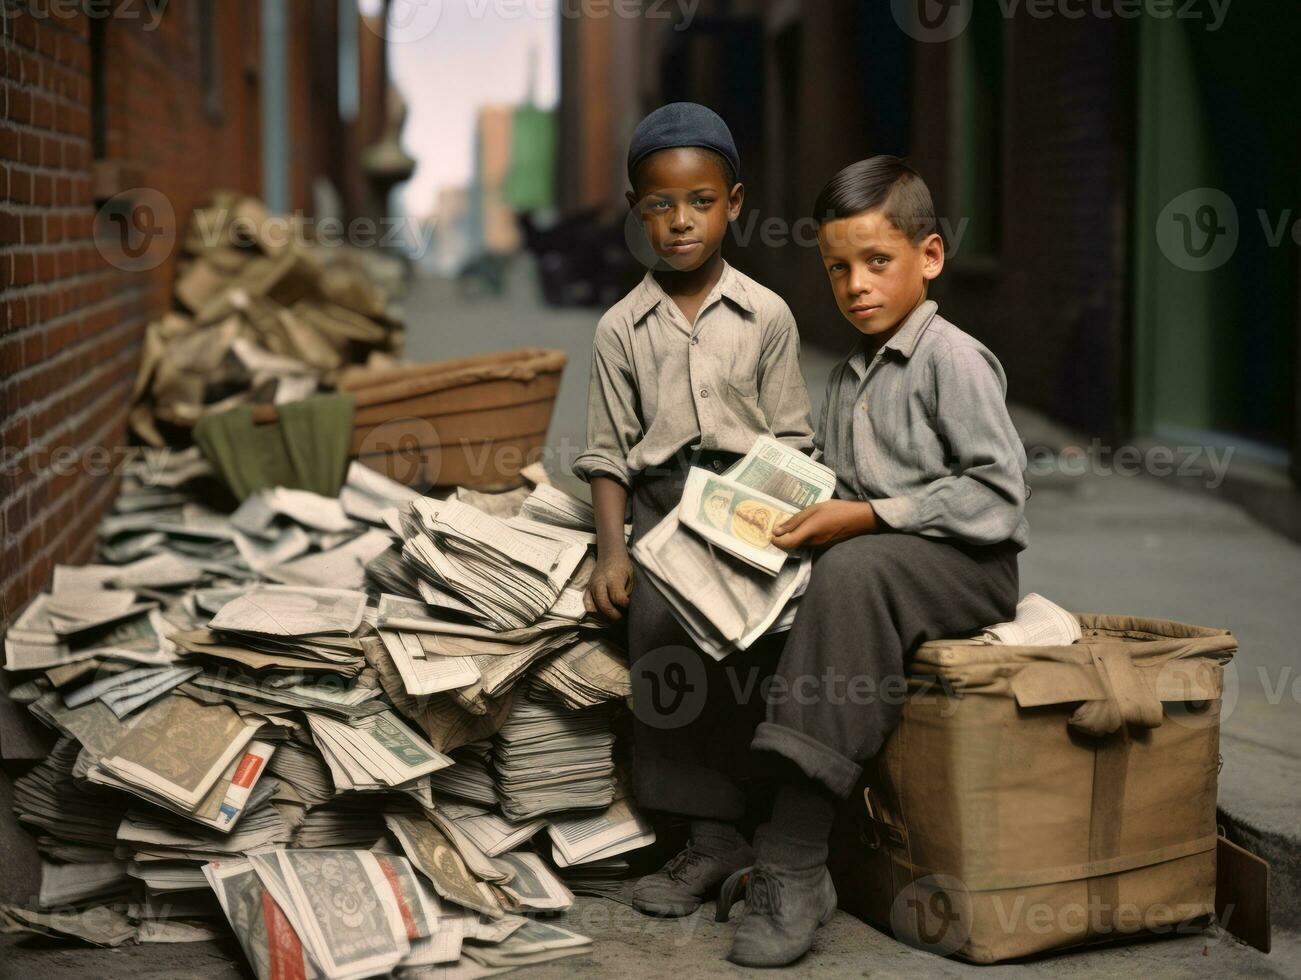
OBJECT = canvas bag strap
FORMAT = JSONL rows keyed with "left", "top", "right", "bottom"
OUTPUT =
{"left": 1068, "top": 647, "right": 1166, "bottom": 737}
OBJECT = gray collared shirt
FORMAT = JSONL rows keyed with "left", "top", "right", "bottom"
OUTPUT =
{"left": 573, "top": 262, "right": 814, "bottom": 487}
{"left": 816, "top": 299, "right": 1030, "bottom": 550}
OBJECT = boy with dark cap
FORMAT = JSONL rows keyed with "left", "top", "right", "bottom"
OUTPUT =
{"left": 572, "top": 103, "right": 814, "bottom": 919}
{"left": 710, "top": 155, "right": 1028, "bottom": 966}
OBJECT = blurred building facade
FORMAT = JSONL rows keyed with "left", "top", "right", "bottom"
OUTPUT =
{"left": 557, "top": 0, "right": 1300, "bottom": 483}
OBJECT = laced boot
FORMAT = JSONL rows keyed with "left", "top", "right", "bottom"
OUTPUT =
{"left": 717, "top": 863, "right": 838, "bottom": 967}
{"left": 630, "top": 825, "right": 754, "bottom": 917}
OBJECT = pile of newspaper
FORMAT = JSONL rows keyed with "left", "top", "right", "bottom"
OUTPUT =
{"left": 0, "top": 450, "right": 649, "bottom": 977}
{"left": 632, "top": 436, "right": 839, "bottom": 658}
{"left": 130, "top": 191, "right": 405, "bottom": 447}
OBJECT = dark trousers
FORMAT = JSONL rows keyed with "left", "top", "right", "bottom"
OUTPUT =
{"left": 626, "top": 449, "right": 778, "bottom": 822}
{"left": 751, "top": 531, "right": 1019, "bottom": 798}
{"left": 626, "top": 452, "right": 1021, "bottom": 818}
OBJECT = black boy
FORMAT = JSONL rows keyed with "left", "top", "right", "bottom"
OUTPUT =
{"left": 571, "top": 103, "right": 814, "bottom": 918}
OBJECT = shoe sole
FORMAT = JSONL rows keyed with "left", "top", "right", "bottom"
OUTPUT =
{"left": 630, "top": 898, "right": 703, "bottom": 918}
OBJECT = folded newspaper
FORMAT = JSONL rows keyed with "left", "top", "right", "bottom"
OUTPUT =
{"left": 678, "top": 436, "right": 838, "bottom": 575}
{"left": 979, "top": 593, "right": 1081, "bottom": 646}
{"left": 632, "top": 437, "right": 836, "bottom": 657}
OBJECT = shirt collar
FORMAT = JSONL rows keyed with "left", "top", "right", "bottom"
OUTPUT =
{"left": 630, "top": 260, "right": 756, "bottom": 325}
{"left": 848, "top": 299, "right": 939, "bottom": 375}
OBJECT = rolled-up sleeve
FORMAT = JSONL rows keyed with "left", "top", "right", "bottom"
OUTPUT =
{"left": 869, "top": 345, "right": 1027, "bottom": 545}
{"left": 756, "top": 307, "right": 814, "bottom": 453}
{"left": 572, "top": 322, "right": 641, "bottom": 488}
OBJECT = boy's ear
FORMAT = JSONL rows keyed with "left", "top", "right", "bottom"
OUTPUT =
{"left": 625, "top": 190, "right": 640, "bottom": 210}
{"left": 727, "top": 182, "right": 745, "bottom": 221}
{"left": 920, "top": 231, "right": 945, "bottom": 281}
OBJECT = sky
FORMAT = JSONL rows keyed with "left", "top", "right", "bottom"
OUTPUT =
{"left": 366, "top": 0, "right": 560, "bottom": 219}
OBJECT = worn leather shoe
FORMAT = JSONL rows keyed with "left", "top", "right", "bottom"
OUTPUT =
{"left": 629, "top": 837, "right": 755, "bottom": 917}
{"left": 717, "top": 863, "right": 838, "bottom": 967}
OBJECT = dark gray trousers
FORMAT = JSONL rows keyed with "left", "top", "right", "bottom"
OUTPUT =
{"left": 750, "top": 530, "right": 1020, "bottom": 799}
{"left": 626, "top": 452, "right": 1020, "bottom": 818}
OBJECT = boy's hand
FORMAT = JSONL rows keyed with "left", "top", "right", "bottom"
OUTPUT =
{"left": 771, "top": 500, "right": 878, "bottom": 551}
{"left": 584, "top": 551, "right": 634, "bottom": 621}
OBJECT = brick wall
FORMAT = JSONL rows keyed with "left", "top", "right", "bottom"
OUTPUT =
{"left": 0, "top": 0, "right": 342, "bottom": 653}
{"left": 2, "top": 4, "right": 133, "bottom": 638}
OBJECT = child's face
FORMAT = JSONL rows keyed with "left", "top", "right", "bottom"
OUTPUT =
{"left": 817, "top": 209, "right": 943, "bottom": 342}
{"left": 626, "top": 148, "right": 743, "bottom": 272}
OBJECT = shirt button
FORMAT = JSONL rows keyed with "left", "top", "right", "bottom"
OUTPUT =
{"left": 690, "top": 336, "right": 699, "bottom": 345}
{"left": 699, "top": 387, "right": 709, "bottom": 398}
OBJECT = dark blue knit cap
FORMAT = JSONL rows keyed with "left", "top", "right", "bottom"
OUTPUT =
{"left": 627, "top": 102, "right": 740, "bottom": 184}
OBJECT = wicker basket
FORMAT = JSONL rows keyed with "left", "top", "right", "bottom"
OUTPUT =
{"left": 335, "top": 347, "right": 567, "bottom": 490}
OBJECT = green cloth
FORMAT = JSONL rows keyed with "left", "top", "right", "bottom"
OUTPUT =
{"left": 504, "top": 106, "right": 556, "bottom": 211}
{"left": 193, "top": 393, "right": 355, "bottom": 500}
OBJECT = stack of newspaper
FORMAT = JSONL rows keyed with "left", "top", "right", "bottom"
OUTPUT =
{"left": 633, "top": 436, "right": 839, "bottom": 658}
{"left": 492, "top": 685, "right": 618, "bottom": 821}
{"left": 401, "top": 497, "right": 589, "bottom": 630}
{"left": 1, "top": 452, "right": 650, "bottom": 975}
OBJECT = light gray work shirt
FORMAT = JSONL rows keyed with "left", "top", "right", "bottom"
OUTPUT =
{"left": 573, "top": 262, "right": 814, "bottom": 487}
{"left": 816, "top": 299, "right": 1030, "bottom": 550}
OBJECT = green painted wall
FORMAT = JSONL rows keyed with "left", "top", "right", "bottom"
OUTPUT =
{"left": 1134, "top": 13, "right": 1298, "bottom": 449}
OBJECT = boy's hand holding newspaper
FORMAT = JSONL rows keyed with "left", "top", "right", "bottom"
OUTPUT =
{"left": 771, "top": 500, "right": 879, "bottom": 551}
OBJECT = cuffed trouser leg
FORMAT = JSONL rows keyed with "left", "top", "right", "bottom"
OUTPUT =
{"left": 751, "top": 531, "right": 1020, "bottom": 799}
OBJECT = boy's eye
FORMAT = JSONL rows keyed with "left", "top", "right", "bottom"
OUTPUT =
{"left": 869, "top": 256, "right": 890, "bottom": 269}
{"left": 828, "top": 262, "right": 847, "bottom": 273}
{"left": 647, "top": 200, "right": 671, "bottom": 212}
{"left": 692, "top": 197, "right": 714, "bottom": 207}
